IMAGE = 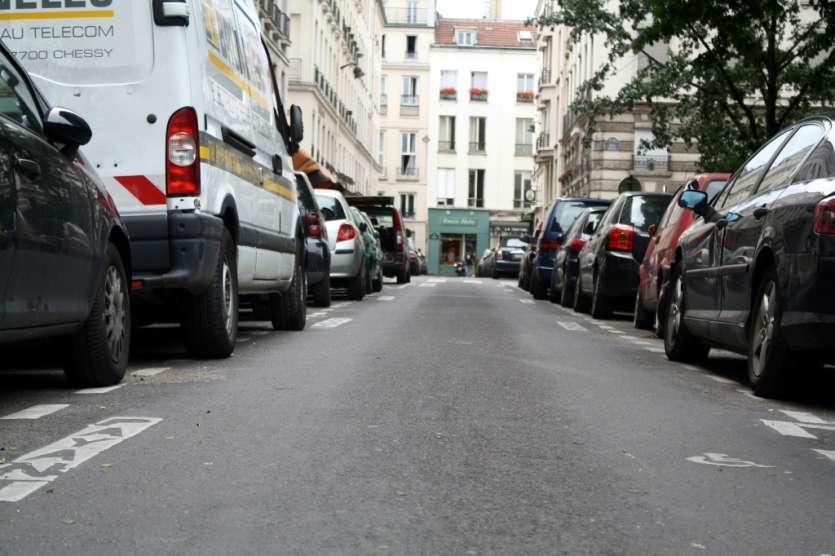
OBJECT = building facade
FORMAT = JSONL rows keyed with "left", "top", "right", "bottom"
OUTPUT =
{"left": 286, "top": 0, "right": 386, "bottom": 195}
{"left": 257, "top": 0, "right": 292, "bottom": 102}
{"left": 377, "top": 0, "right": 437, "bottom": 251}
{"left": 426, "top": 17, "right": 537, "bottom": 273}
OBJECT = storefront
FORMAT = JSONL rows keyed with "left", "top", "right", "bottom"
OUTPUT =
{"left": 427, "top": 208, "right": 490, "bottom": 275}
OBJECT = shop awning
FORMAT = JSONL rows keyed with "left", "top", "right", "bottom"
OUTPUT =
{"left": 292, "top": 149, "right": 339, "bottom": 188}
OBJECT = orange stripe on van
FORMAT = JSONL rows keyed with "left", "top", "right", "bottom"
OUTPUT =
{"left": 0, "top": 10, "right": 114, "bottom": 20}
{"left": 114, "top": 176, "right": 167, "bottom": 206}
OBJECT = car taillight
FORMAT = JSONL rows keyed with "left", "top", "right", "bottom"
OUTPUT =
{"left": 540, "top": 239, "right": 559, "bottom": 251}
{"left": 569, "top": 238, "right": 586, "bottom": 252}
{"left": 815, "top": 197, "right": 835, "bottom": 234}
{"left": 608, "top": 224, "right": 635, "bottom": 251}
{"left": 305, "top": 212, "right": 321, "bottom": 237}
{"left": 337, "top": 223, "right": 356, "bottom": 242}
{"left": 497, "top": 250, "right": 503, "bottom": 260}
{"left": 166, "top": 107, "right": 200, "bottom": 196}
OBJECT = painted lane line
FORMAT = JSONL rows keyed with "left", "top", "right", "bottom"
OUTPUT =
{"left": 428, "top": 278, "right": 447, "bottom": 283}
{"left": 377, "top": 296, "right": 395, "bottom": 301}
{"left": 0, "top": 416, "right": 162, "bottom": 502}
{"left": 418, "top": 283, "right": 437, "bottom": 288}
{"left": 249, "top": 330, "right": 270, "bottom": 336}
{"left": 630, "top": 340, "right": 654, "bottom": 346}
{"left": 519, "top": 299, "right": 535, "bottom": 305}
{"left": 607, "top": 330, "right": 626, "bottom": 335}
{"left": 761, "top": 419, "right": 824, "bottom": 439}
{"left": 557, "top": 321, "right": 588, "bottom": 332}
{"left": 813, "top": 449, "right": 835, "bottom": 464}
{"left": 235, "top": 337, "right": 250, "bottom": 343}
{"left": 75, "top": 385, "right": 125, "bottom": 395}
{"left": 644, "top": 347, "right": 666, "bottom": 354}
{"left": 617, "top": 335, "right": 641, "bottom": 341}
{"left": 308, "top": 312, "right": 328, "bottom": 318}
{"left": 312, "top": 318, "right": 352, "bottom": 329}
{"left": 709, "top": 376, "right": 736, "bottom": 384}
{"left": 597, "top": 325, "right": 614, "bottom": 330}
{"left": 330, "top": 302, "right": 353, "bottom": 309}
{"left": 780, "top": 410, "right": 828, "bottom": 424}
{"left": 683, "top": 365, "right": 701, "bottom": 372}
{"left": 1, "top": 404, "right": 69, "bottom": 420}
{"left": 132, "top": 367, "right": 171, "bottom": 378}
{"left": 461, "top": 279, "right": 483, "bottom": 284}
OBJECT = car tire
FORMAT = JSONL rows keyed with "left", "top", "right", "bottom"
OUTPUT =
{"left": 372, "top": 269, "right": 383, "bottom": 292}
{"left": 64, "top": 244, "right": 130, "bottom": 387}
{"left": 271, "top": 254, "right": 307, "bottom": 331}
{"left": 365, "top": 265, "right": 373, "bottom": 294}
{"left": 311, "top": 275, "right": 331, "bottom": 307}
{"left": 560, "top": 273, "right": 575, "bottom": 308}
{"left": 492, "top": 268, "right": 499, "bottom": 280}
{"left": 748, "top": 268, "right": 793, "bottom": 398}
{"left": 517, "top": 269, "right": 525, "bottom": 289}
{"left": 664, "top": 267, "right": 710, "bottom": 363}
{"left": 633, "top": 289, "right": 654, "bottom": 330}
{"left": 548, "top": 267, "right": 561, "bottom": 304}
{"left": 573, "top": 273, "right": 592, "bottom": 313}
{"left": 397, "top": 264, "right": 409, "bottom": 284}
{"left": 182, "top": 228, "right": 237, "bottom": 358}
{"left": 530, "top": 269, "right": 547, "bottom": 300}
{"left": 590, "top": 272, "right": 612, "bottom": 319}
{"left": 349, "top": 266, "right": 366, "bottom": 301}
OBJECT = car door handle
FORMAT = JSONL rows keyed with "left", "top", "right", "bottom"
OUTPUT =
{"left": 14, "top": 157, "right": 41, "bottom": 178}
{"left": 753, "top": 206, "right": 769, "bottom": 220}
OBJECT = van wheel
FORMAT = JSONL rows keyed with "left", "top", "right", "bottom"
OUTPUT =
{"left": 633, "top": 290, "right": 654, "bottom": 330}
{"left": 590, "top": 272, "right": 612, "bottom": 319}
{"left": 182, "top": 229, "right": 237, "bottom": 358}
{"left": 748, "top": 268, "right": 792, "bottom": 398}
{"left": 573, "top": 273, "right": 591, "bottom": 314}
{"left": 311, "top": 275, "right": 331, "bottom": 307}
{"left": 349, "top": 267, "right": 366, "bottom": 300}
{"left": 272, "top": 254, "right": 307, "bottom": 331}
{"left": 664, "top": 267, "right": 710, "bottom": 363}
{"left": 64, "top": 245, "right": 130, "bottom": 386}
{"left": 372, "top": 269, "right": 383, "bottom": 292}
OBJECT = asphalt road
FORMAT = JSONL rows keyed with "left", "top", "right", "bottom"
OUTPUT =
{"left": 2, "top": 276, "right": 835, "bottom": 555}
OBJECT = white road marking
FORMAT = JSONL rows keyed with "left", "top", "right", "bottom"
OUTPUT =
{"left": 686, "top": 452, "right": 774, "bottom": 468}
{"left": 519, "top": 299, "right": 535, "bottom": 305}
{"left": 0, "top": 416, "right": 162, "bottom": 502}
{"left": 617, "top": 335, "right": 640, "bottom": 341}
{"left": 312, "top": 318, "right": 352, "bottom": 329}
{"left": 461, "top": 279, "right": 482, "bottom": 284}
{"left": 308, "top": 311, "right": 328, "bottom": 318}
{"left": 709, "top": 376, "right": 736, "bottom": 384}
{"left": 644, "top": 347, "right": 666, "bottom": 354}
{"left": 249, "top": 330, "right": 270, "bottom": 336}
{"left": 428, "top": 278, "right": 447, "bottom": 283}
{"left": 607, "top": 330, "right": 626, "bottom": 335}
{"left": 419, "top": 283, "right": 437, "bottom": 288}
{"left": 235, "top": 337, "right": 250, "bottom": 343}
{"left": 75, "top": 385, "right": 125, "bottom": 395}
{"left": 1, "top": 404, "right": 69, "bottom": 420}
{"left": 761, "top": 420, "right": 821, "bottom": 439}
{"left": 813, "top": 449, "right": 835, "bottom": 464}
{"left": 683, "top": 365, "right": 701, "bottom": 372}
{"left": 630, "top": 340, "right": 654, "bottom": 346}
{"left": 557, "top": 321, "right": 588, "bottom": 332}
{"left": 330, "top": 302, "right": 353, "bottom": 309}
{"left": 378, "top": 296, "right": 395, "bottom": 301}
{"left": 132, "top": 367, "right": 171, "bottom": 378}
{"left": 780, "top": 410, "right": 828, "bottom": 424}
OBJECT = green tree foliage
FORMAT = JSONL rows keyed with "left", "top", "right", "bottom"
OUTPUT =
{"left": 533, "top": 0, "right": 835, "bottom": 171}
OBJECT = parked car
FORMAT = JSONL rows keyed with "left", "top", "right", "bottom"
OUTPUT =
{"left": 315, "top": 189, "right": 367, "bottom": 301}
{"left": 295, "top": 172, "right": 331, "bottom": 307}
{"left": 518, "top": 221, "right": 542, "bottom": 290}
{"left": 347, "top": 197, "right": 411, "bottom": 283}
{"left": 407, "top": 238, "right": 422, "bottom": 277}
{"left": 8, "top": 0, "right": 307, "bottom": 353}
{"left": 530, "top": 198, "right": 611, "bottom": 299}
{"left": 491, "top": 237, "right": 527, "bottom": 278}
{"left": 352, "top": 207, "right": 384, "bottom": 293}
{"left": 574, "top": 192, "right": 673, "bottom": 318}
{"left": 664, "top": 116, "right": 835, "bottom": 398}
{"left": 634, "top": 173, "right": 730, "bottom": 332}
{"left": 416, "top": 249, "right": 428, "bottom": 275}
{"left": 477, "top": 248, "right": 495, "bottom": 277}
{"left": 0, "top": 43, "right": 131, "bottom": 386}
{"left": 549, "top": 207, "right": 607, "bottom": 306}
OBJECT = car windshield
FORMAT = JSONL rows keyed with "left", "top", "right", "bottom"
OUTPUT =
{"left": 705, "top": 179, "right": 728, "bottom": 202}
{"left": 501, "top": 238, "right": 527, "bottom": 248}
{"left": 314, "top": 194, "right": 346, "bottom": 221}
{"left": 552, "top": 201, "right": 601, "bottom": 233}
{"left": 621, "top": 195, "right": 671, "bottom": 231}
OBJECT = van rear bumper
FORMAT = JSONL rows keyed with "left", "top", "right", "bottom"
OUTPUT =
{"left": 126, "top": 211, "right": 224, "bottom": 295}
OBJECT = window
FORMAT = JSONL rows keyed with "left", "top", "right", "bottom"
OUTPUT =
{"left": 314, "top": 194, "right": 347, "bottom": 221}
{"left": 379, "top": 75, "right": 387, "bottom": 107}
{"left": 401, "top": 76, "right": 418, "bottom": 106}
{"left": 469, "top": 117, "right": 486, "bottom": 153}
{"left": 794, "top": 136, "right": 835, "bottom": 183}
{"left": 718, "top": 129, "right": 791, "bottom": 209}
{"left": 406, "top": 0, "right": 419, "bottom": 23}
{"left": 378, "top": 130, "right": 385, "bottom": 170}
{"left": 0, "top": 59, "right": 42, "bottom": 133}
{"left": 406, "top": 36, "right": 417, "bottom": 58}
{"left": 514, "top": 172, "right": 533, "bottom": 208}
{"left": 440, "top": 70, "right": 457, "bottom": 98}
{"left": 518, "top": 30, "right": 533, "bottom": 43}
{"left": 620, "top": 195, "right": 670, "bottom": 232}
{"left": 757, "top": 124, "right": 825, "bottom": 194}
{"left": 517, "top": 73, "right": 534, "bottom": 93}
{"left": 381, "top": 34, "right": 386, "bottom": 58}
{"left": 456, "top": 28, "right": 476, "bottom": 46}
{"left": 439, "top": 116, "right": 456, "bottom": 152}
{"left": 468, "top": 169, "right": 485, "bottom": 207}
{"left": 400, "top": 193, "right": 415, "bottom": 218}
{"left": 400, "top": 132, "right": 417, "bottom": 176}
{"left": 437, "top": 168, "right": 455, "bottom": 206}
{"left": 470, "top": 71, "right": 488, "bottom": 99}
{"left": 515, "top": 118, "right": 533, "bottom": 156}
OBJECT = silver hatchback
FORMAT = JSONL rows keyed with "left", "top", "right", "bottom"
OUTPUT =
{"left": 314, "top": 189, "right": 367, "bottom": 301}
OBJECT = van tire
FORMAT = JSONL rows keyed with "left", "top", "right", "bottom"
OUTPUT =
{"left": 64, "top": 245, "right": 130, "bottom": 387}
{"left": 272, "top": 255, "right": 307, "bottom": 331}
{"left": 182, "top": 229, "right": 237, "bottom": 358}
{"left": 311, "top": 275, "right": 331, "bottom": 307}
{"left": 349, "top": 267, "right": 366, "bottom": 301}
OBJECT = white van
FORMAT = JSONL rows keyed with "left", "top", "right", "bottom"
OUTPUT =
{"left": 0, "top": 0, "right": 307, "bottom": 357}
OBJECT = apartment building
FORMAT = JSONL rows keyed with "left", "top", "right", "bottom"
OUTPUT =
{"left": 426, "top": 17, "right": 537, "bottom": 274}
{"left": 257, "top": 0, "right": 292, "bottom": 101}
{"left": 286, "top": 0, "right": 386, "bottom": 195}
{"left": 377, "top": 0, "right": 437, "bottom": 251}
{"left": 533, "top": 0, "right": 699, "bottom": 217}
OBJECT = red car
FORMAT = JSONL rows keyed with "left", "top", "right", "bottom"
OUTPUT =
{"left": 634, "top": 173, "right": 731, "bottom": 333}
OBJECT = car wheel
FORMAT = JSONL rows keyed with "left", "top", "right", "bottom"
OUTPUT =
{"left": 517, "top": 269, "right": 525, "bottom": 288}
{"left": 590, "top": 271, "right": 612, "bottom": 319}
{"left": 560, "top": 273, "right": 575, "bottom": 308}
{"left": 633, "top": 289, "right": 654, "bottom": 330}
{"left": 397, "top": 264, "right": 409, "bottom": 284}
{"left": 748, "top": 268, "right": 793, "bottom": 398}
{"left": 64, "top": 244, "right": 130, "bottom": 387}
{"left": 271, "top": 253, "right": 307, "bottom": 331}
{"left": 349, "top": 266, "right": 366, "bottom": 301}
{"left": 664, "top": 267, "right": 710, "bottom": 363}
{"left": 311, "top": 275, "right": 331, "bottom": 307}
{"left": 492, "top": 268, "right": 499, "bottom": 280}
{"left": 530, "top": 269, "right": 547, "bottom": 300}
{"left": 548, "top": 267, "right": 561, "bottom": 304}
{"left": 182, "top": 228, "right": 237, "bottom": 358}
{"left": 573, "top": 272, "right": 591, "bottom": 314}
{"left": 372, "top": 269, "right": 383, "bottom": 292}
{"left": 365, "top": 264, "right": 373, "bottom": 294}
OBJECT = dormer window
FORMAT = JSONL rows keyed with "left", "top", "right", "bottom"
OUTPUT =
{"left": 518, "top": 30, "right": 533, "bottom": 43}
{"left": 455, "top": 28, "right": 477, "bottom": 46}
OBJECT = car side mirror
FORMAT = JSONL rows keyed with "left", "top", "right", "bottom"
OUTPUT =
{"left": 289, "top": 105, "right": 304, "bottom": 144}
{"left": 678, "top": 190, "right": 708, "bottom": 215}
{"left": 648, "top": 224, "right": 657, "bottom": 237}
{"left": 44, "top": 107, "right": 92, "bottom": 149}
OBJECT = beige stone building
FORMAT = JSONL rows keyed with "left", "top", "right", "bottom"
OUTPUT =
{"left": 257, "top": 0, "right": 292, "bottom": 101}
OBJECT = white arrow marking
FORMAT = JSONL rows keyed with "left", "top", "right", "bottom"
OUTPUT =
{"left": 686, "top": 453, "right": 774, "bottom": 468}
{"left": 780, "top": 410, "right": 828, "bottom": 424}
{"left": 813, "top": 449, "right": 835, "bottom": 464}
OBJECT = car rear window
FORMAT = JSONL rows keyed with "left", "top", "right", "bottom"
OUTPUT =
{"left": 314, "top": 194, "right": 346, "bottom": 221}
{"left": 552, "top": 201, "right": 600, "bottom": 233}
{"left": 620, "top": 196, "right": 671, "bottom": 231}
{"left": 362, "top": 207, "right": 395, "bottom": 229}
{"left": 501, "top": 238, "right": 526, "bottom": 248}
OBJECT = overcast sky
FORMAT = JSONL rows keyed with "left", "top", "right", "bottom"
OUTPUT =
{"left": 436, "top": 0, "right": 537, "bottom": 20}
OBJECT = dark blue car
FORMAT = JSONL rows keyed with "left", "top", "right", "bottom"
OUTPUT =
{"left": 529, "top": 197, "right": 610, "bottom": 299}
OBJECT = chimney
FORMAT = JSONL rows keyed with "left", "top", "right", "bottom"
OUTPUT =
{"left": 489, "top": 0, "right": 501, "bottom": 18}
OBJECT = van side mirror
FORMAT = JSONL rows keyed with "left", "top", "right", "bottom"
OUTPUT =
{"left": 678, "top": 190, "right": 708, "bottom": 214}
{"left": 44, "top": 107, "right": 92, "bottom": 151}
{"left": 289, "top": 105, "right": 304, "bottom": 145}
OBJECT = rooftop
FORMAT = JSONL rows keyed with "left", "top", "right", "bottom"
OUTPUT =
{"left": 434, "top": 17, "right": 537, "bottom": 49}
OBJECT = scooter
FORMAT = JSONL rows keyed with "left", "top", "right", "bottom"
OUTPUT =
{"left": 455, "top": 262, "right": 466, "bottom": 276}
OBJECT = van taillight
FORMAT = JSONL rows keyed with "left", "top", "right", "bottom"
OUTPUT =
{"left": 166, "top": 107, "right": 200, "bottom": 196}
{"left": 337, "top": 223, "right": 356, "bottom": 242}
{"left": 608, "top": 224, "right": 634, "bottom": 251}
{"left": 815, "top": 197, "right": 835, "bottom": 235}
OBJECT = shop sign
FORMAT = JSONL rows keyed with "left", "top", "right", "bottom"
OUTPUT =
{"left": 441, "top": 217, "right": 478, "bottom": 226}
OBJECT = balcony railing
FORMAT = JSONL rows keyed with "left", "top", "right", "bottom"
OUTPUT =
{"left": 541, "top": 68, "right": 552, "bottom": 85}
{"left": 517, "top": 91, "right": 534, "bottom": 103}
{"left": 633, "top": 154, "right": 670, "bottom": 173}
{"left": 470, "top": 89, "right": 488, "bottom": 102}
{"left": 258, "top": 0, "right": 290, "bottom": 40}
{"left": 515, "top": 143, "right": 533, "bottom": 156}
{"left": 536, "top": 133, "right": 551, "bottom": 150}
{"left": 384, "top": 7, "right": 431, "bottom": 25}
{"left": 438, "top": 141, "right": 456, "bottom": 153}
{"left": 469, "top": 141, "right": 486, "bottom": 154}
{"left": 439, "top": 88, "right": 457, "bottom": 100}
{"left": 400, "top": 95, "right": 419, "bottom": 106}
{"left": 398, "top": 166, "right": 420, "bottom": 179}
